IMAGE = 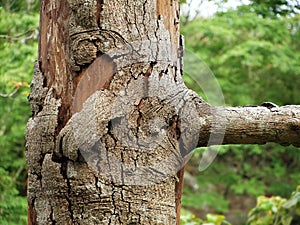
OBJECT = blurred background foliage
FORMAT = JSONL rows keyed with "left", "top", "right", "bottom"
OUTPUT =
{"left": 0, "top": 0, "right": 39, "bottom": 224}
{"left": 181, "top": 0, "right": 300, "bottom": 224}
{"left": 0, "top": 0, "right": 299, "bottom": 224}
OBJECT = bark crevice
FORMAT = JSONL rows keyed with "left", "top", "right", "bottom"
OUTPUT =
{"left": 26, "top": 1, "right": 300, "bottom": 224}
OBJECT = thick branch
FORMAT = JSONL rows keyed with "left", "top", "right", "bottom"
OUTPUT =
{"left": 199, "top": 105, "right": 300, "bottom": 147}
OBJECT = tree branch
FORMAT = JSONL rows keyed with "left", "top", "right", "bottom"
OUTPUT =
{"left": 0, "top": 29, "right": 37, "bottom": 42}
{"left": 0, "top": 88, "right": 19, "bottom": 98}
{"left": 198, "top": 104, "right": 300, "bottom": 147}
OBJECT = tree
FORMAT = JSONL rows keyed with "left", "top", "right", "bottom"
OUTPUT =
{"left": 181, "top": 5, "right": 300, "bottom": 218}
{"left": 248, "top": 0, "right": 300, "bottom": 18}
{"left": 26, "top": 0, "right": 300, "bottom": 224}
{"left": 0, "top": 3, "right": 39, "bottom": 224}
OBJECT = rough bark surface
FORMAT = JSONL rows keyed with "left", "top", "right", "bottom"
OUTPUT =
{"left": 26, "top": 0, "right": 187, "bottom": 224}
{"left": 26, "top": 0, "right": 300, "bottom": 224}
{"left": 202, "top": 105, "right": 300, "bottom": 147}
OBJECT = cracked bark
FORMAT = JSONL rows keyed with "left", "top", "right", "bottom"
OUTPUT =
{"left": 26, "top": 0, "right": 300, "bottom": 225}
{"left": 200, "top": 105, "right": 300, "bottom": 147}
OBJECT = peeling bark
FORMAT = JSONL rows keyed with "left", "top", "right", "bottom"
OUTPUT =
{"left": 27, "top": 0, "right": 185, "bottom": 224}
{"left": 26, "top": 0, "right": 300, "bottom": 224}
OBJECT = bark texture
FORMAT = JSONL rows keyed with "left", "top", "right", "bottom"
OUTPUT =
{"left": 27, "top": 0, "right": 187, "bottom": 224}
{"left": 26, "top": 0, "right": 300, "bottom": 224}
{"left": 200, "top": 105, "right": 300, "bottom": 147}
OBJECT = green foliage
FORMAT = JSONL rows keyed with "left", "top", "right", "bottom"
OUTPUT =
{"left": 248, "top": 0, "right": 300, "bottom": 18}
{"left": 0, "top": 3, "right": 39, "bottom": 224}
{"left": 0, "top": 168, "right": 28, "bottom": 225}
{"left": 181, "top": 209, "right": 232, "bottom": 225}
{"left": 182, "top": 144, "right": 300, "bottom": 222}
{"left": 0, "top": 0, "right": 39, "bottom": 13}
{"left": 181, "top": 186, "right": 300, "bottom": 225}
{"left": 183, "top": 187, "right": 229, "bottom": 213}
{"left": 181, "top": 2, "right": 300, "bottom": 223}
{"left": 181, "top": 209, "right": 203, "bottom": 225}
{"left": 182, "top": 9, "right": 300, "bottom": 106}
{"left": 247, "top": 186, "right": 300, "bottom": 225}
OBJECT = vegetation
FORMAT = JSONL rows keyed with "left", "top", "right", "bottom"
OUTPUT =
{"left": 0, "top": 1, "right": 39, "bottom": 224}
{"left": 247, "top": 186, "right": 300, "bottom": 225}
{"left": 181, "top": 185, "right": 300, "bottom": 224}
{"left": 181, "top": 0, "right": 300, "bottom": 224}
{"left": 0, "top": 0, "right": 299, "bottom": 224}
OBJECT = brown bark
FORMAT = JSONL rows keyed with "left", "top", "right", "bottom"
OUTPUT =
{"left": 26, "top": 0, "right": 300, "bottom": 224}
{"left": 27, "top": 0, "right": 184, "bottom": 224}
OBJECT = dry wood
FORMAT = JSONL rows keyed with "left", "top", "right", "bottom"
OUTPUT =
{"left": 26, "top": 0, "right": 300, "bottom": 224}
{"left": 210, "top": 105, "right": 300, "bottom": 147}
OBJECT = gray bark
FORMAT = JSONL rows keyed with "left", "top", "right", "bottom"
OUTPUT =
{"left": 196, "top": 105, "right": 300, "bottom": 147}
{"left": 27, "top": 0, "right": 184, "bottom": 224}
{"left": 25, "top": 0, "right": 300, "bottom": 224}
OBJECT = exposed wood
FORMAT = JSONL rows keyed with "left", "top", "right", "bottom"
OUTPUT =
{"left": 26, "top": 0, "right": 300, "bottom": 224}
{"left": 38, "top": 0, "right": 73, "bottom": 131}
{"left": 27, "top": 0, "right": 185, "bottom": 224}
{"left": 156, "top": 0, "right": 180, "bottom": 62}
{"left": 72, "top": 55, "right": 115, "bottom": 112}
{"left": 175, "top": 167, "right": 185, "bottom": 225}
{"left": 156, "top": 1, "right": 184, "bottom": 223}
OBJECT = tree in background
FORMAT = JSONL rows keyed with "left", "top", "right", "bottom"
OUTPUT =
{"left": 181, "top": 0, "right": 300, "bottom": 223}
{"left": 249, "top": 0, "right": 300, "bottom": 17}
{"left": 0, "top": 1, "right": 39, "bottom": 224}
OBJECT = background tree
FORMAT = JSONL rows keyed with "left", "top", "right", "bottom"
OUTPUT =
{"left": 249, "top": 0, "right": 300, "bottom": 18}
{"left": 0, "top": 1, "right": 39, "bottom": 224}
{"left": 181, "top": 0, "right": 300, "bottom": 223}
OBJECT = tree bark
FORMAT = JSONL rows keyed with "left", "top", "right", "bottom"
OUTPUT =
{"left": 189, "top": 103, "right": 300, "bottom": 148}
{"left": 25, "top": 0, "right": 300, "bottom": 225}
{"left": 27, "top": 0, "right": 184, "bottom": 224}
{"left": 205, "top": 105, "right": 300, "bottom": 147}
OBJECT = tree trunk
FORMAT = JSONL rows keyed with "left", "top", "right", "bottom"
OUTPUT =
{"left": 26, "top": 0, "right": 300, "bottom": 224}
{"left": 26, "top": 0, "right": 184, "bottom": 224}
